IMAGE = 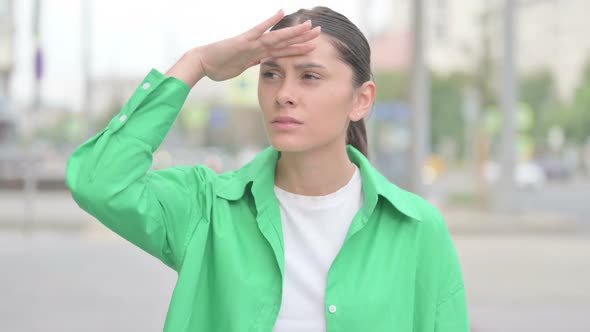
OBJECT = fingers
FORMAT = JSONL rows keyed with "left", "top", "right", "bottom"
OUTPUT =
{"left": 260, "top": 20, "right": 314, "bottom": 47}
{"left": 272, "top": 26, "right": 321, "bottom": 49}
{"left": 246, "top": 59, "right": 262, "bottom": 69}
{"left": 267, "top": 43, "right": 317, "bottom": 58}
{"left": 243, "top": 10, "right": 320, "bottom": 65}
{"left": 249, "top": 9, "right": 286, "bottom": 37}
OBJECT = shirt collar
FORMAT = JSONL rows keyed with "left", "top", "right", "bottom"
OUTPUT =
{"left": 215, "top": 145, "right": 423, "bottom": 222}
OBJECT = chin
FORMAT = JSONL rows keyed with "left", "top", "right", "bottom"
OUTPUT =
{"left": 268, "top": 136, "right": 312, "bottom": 153}
{"left": 270, "top": 142, "right": 307, "bottom": 153}
{"left": 266, "top": 131, "right": 344, "bottom": 154}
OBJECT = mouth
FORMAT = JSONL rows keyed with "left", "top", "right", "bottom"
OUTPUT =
{"left": 271, "top": 116, "right": 303, "bottom": 130}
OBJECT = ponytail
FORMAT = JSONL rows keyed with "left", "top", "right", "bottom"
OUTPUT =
{"left": 346, "top": 119, "right": 368, "bottom": 158}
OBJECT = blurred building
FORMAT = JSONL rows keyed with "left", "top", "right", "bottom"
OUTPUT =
{"left": 372, "top": 0, "right": 590, "bottom": 99}
{"left": 0, "top": 0, "right": 15, "bottom": 144}
{"left": 516, "top": 0, "right": 590, "bottom": 98}
{"left": 370, "top": 31, "right": 411, "bottom": 71}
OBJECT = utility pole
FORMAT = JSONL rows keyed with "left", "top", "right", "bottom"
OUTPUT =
{"left": 409, "top": 0, "right": 430, "bottom": 196}
{"left": 497, "top": 0, "right": 518, "bottom": 211}
{"left": 81, "top": 0, "right": 93, "bottom": 137}
{"left": 0, "top": 0, "right": 14, "bottom": 100}
{"left": 24, "top": 0, "right": 43, "bottom": 233}
{"left": 32, "top": 0, "right": 42, "bottom": 109}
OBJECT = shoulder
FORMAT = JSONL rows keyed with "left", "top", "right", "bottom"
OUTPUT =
{"left": 148, "top": 164, "right": 219, "bottom": 186}
{"left": 148, "top": 152, "right": 271, "bottom": 202}
{"left": 385, "top": 183, "right": 463, "bottom": 278}
{"left": 144, "top": 165, "right": 220, "bottom": 209}
{"left": 389, "top": 186, "right": 460, "bottom": 270}
{"left": 402, "top": 188, "right": 449, "bottom": 240}
{"left": 376, "top": 177, "right": 446, "bottom": 229}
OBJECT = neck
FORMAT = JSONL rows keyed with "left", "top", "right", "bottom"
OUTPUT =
{"left": 275, "top": 144, "right": 356, "bottom": 196}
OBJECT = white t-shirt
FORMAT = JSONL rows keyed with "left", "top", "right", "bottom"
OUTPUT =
{"left": 272, "top": 166, "right": 364, "bottom": 332}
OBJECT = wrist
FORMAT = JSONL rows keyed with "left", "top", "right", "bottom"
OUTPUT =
{"left": 186, "top": 47, "right": 207, "bottom": 78}
{"left": 166, "top": 48, "right": 206, "bottom": 88}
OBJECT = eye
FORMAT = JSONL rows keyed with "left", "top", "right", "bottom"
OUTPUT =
{"left": 303, "top": 73, "right": 320, "bottom": 80}
{"left": 262, "top": 71, "right": 280, "bottom": 79}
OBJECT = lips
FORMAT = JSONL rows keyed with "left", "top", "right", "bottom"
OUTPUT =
{"left": 271, "top": 116, "right": 302, "bottom": 124}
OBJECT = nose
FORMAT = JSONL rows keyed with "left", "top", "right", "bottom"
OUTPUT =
{"left": 275, "top": 79, "right": 297, "bottom": 108}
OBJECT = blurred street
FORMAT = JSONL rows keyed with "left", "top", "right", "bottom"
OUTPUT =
{"left": 516, "top": 176, "right": 590, "bottom": 223}
{"left": 460, "top": 233, "right": 590, "bottom": 332}
{"left": 1, "top": 174, "right": 589, "bottom": 332}
{"left": 1, "top": 222, "right": 589, "bottom": 332}
{"left": 435, "top": 171, "right": 590, "bottom": 225}
{"left": 3, "top": 171, "right": 589, "bottom": 232}
{"left": 0, "top": 230, "right": 176, "bottom": 332}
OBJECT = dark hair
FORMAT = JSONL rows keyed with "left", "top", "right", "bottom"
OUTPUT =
{"left": 271, "top": 6, "right": 372, "bottom": 157}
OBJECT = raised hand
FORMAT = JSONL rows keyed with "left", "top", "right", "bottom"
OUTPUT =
{"left": 199, "top": 10, "right": 321, "bottom": 81}
{"left": 167, "top": 10, "right": 321, "bottom": 87}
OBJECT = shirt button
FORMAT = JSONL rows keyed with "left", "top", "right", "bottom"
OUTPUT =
{"left": 142, "top": 82, "right": 151, "bottom": 90}
{"left": 119, "top": 115, "right": 128, "bottom": 123}
{"left": 328, "top": 305, "right": 337, "bottom": 314}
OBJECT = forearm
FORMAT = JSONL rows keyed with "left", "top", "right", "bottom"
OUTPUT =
{"left": 67, "top": 69, "right": 190, "bottom": 193}
{"left": 66, "top": 69, "right": 193, "bottom": 267}
{"left": 165, "top": 47, "right": 207, "bottom": 89}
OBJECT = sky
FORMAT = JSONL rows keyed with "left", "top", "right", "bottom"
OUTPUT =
{"left": 10, "top": 0, "right": 393, "bottom": 111}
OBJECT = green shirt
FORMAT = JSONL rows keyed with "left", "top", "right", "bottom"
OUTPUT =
{"left": 66, "top": 69, "right": 469, "bottom": 332}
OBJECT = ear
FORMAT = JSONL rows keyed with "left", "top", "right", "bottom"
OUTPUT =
{"left": 349, "top": 81, "right": 376, "bottom": 122}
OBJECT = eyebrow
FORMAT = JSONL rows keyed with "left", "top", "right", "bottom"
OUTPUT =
{"left": 260, "top": 60, "right": 327, "bottom": 70}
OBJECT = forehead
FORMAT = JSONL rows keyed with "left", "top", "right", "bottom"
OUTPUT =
{"left": 262, "top": 34, "right": 345, "bottom": 68}
{"left": 305, "top": 34, "right": 341, "bottom": 60}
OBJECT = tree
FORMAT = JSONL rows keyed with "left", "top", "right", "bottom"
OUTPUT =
{"left": 373, "top": 69, "right": 465, "bottom": 158}
{"left": 373, "top": 71, "right": 409, "bottom": 102}
{"left": 519, "top": 70, "right": 563, "bottom": 150}
{"left": 564, "top": 63, "right": 590, "bottom": 144}
{"left": 430, "top": 73, "right": 464, "bottom": 157}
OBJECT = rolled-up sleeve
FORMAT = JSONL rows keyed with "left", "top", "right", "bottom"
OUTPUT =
{"left": 66, "top": 69, "right": 209, "bottom": 270}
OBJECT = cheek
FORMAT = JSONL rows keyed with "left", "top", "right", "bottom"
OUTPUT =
{"left": 257, "top": 86, "right": 274, "bottom": 116}
{"left": 312, "top": 85, "right": 354, "bottom": 122}
{"left": 257, "top": 84, "right": 266, "bottom": 105}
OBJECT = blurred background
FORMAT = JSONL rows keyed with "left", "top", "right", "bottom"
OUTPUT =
{"left": 1, "top": 0, "right": 589, "bottom": 331}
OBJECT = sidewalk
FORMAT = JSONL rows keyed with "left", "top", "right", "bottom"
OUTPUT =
{"left": 0, "top": 190, "right": 586, "bottom": 235}
{"left": 440, "top": 206, "right": 587, "bottom": 235}
{"left": 0, "top": 190, "right": 93, "bottom": 231}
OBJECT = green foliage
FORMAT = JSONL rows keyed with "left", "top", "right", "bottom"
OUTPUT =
{"left": 519, "top": 63, "right": 590, "bottom": 147}
{"left": 373, "top": 70, "right": 465, "bottom": 156}
{"left": 35, "top": 112, "right": 85, "bottom": 144}
{"left": 430, "top": 73, "right": 464, "bottom": 156}
{"left": 373, "top": 71, "right": 409, "bottom": 102}
{"left": 519, "top": 70, "right": 563, "bottom": 147}
{"left": 563, "top": 63, "right": 590, "bottom": 144}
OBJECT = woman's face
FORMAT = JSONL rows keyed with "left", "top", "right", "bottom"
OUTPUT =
{"left": 257, "top": 34, "right": 365, "bottom": 154}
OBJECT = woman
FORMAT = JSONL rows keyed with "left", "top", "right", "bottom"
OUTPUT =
{"left": 67, "top": 7, "right": 469, "bottom": 332}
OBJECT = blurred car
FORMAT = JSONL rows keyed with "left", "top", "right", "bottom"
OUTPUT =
{"left": 484, "top": 161, "right": 546, "bottom": 190}
{"left": 536, "top": 155, "right": 574, "bottom": 181}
